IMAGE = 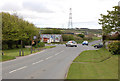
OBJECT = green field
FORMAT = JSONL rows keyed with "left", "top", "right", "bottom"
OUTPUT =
{"left": 1, "top": 46, "right": 56, "bottom": 61}
{"left": 67, "top": 48, "right": 118, "bottom": 79}
{"left": 92, "top": 37, "right": 102, "bottom": 40}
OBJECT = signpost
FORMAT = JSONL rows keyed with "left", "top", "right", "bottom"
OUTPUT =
{"left": 33, "top": 36, "right": 37, "bottom": 40}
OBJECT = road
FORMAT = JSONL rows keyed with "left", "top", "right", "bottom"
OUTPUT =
{"left": 2, "top": 41, "right": 100, "bottom": 79}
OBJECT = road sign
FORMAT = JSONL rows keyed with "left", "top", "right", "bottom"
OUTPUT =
{"left": 33, "top": 36, "right": 37, "bottom": 39}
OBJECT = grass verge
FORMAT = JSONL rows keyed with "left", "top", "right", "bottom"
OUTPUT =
{"left": 2, "top": 46, "right": 56, "bottom": 61}
{"left": 2, "top": 56, "right": 16, "bottom": 61}
{"left": 43, "top": 46, "right": 56, "bottom": 49}
{"left": 67, "top": 48, "right": 118, "bottom": 79}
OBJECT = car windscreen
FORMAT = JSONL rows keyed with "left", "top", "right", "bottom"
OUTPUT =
{"left": 68, "top": 41, "right": 72, "bottom": 43}
{"left": 72, "top": 41, "right": 76, "bottom": 43}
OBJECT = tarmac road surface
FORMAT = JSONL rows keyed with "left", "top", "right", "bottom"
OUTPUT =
{"left": 2, "top": 41, "right": 99, "bottom": 79}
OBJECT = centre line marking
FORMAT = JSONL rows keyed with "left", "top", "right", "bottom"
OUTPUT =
{"left": 32, "top": 60, "right": 44, "bottom": 65}
{"left": 55, "top": 50, "right": 64, "bottom": 56}
{"left": 45, "top": 50, "right": 64, "bottom": 60}
{"left": 9, "top": 66, "right": 27, "bottom": 74}
{"left": 45, "top": 56, "right": 53, "bottom": 60}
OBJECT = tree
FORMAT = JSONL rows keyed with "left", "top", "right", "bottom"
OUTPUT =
{"left": 98, "top": 6, "right": 120, "bottom": 46}
{"left": 2, "top": 12, "right": 39, "bottom": 49}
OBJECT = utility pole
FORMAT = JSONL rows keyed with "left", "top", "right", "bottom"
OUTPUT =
{"left": 68, "top": 8, "right": 73, "bottom": 29}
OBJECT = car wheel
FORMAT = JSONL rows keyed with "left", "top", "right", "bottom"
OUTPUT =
{"left": 94, "top": 46, "right": 97, "bottom": 48}
{"left": 75, "top": 45, "right": 77, "bottom": 47}
{"left": 95, "top": 46, "right": 98, "bottom": 48}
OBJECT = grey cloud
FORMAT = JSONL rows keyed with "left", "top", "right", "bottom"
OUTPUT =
{"left": 1, "top": 2, "right": 21, "bottom": 11}
{"left": 74, "top": 21, "right": 97, "bottom": 24}
{"left": 22, "top": 1, "right": 54, "bottom": 13}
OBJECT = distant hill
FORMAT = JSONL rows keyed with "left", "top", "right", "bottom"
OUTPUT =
{"left": 39, "top": 28, "right": 102, "bottom": 35}
{"left": 61, "top": 28, "right": 102, "bottom": 35}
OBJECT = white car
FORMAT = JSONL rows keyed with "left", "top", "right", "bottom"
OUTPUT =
{"left": 82, "top": 41, "right": 88, "bottom": 45}
{"left": 65, "top": 41, "right": 77, "bottom": 47}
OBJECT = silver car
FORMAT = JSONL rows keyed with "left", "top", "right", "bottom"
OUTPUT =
{"left": 65, "top": 41, "right": 77, "bottom": 47}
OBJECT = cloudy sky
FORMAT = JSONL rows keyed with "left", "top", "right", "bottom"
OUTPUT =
{"left": 0, "top": 0, "right": 120, "bottom": 29}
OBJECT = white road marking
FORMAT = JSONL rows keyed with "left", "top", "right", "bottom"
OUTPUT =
{"left": 55, "top": 50, "right": 64, "bottom": 56}
{"left": 55, "top": 54, "right": 58, "bottom": 56}
{"left": 32, "top": 60, "right": 44, "bottom": 65}
{"left": 9, "top": 66, "right": 27, "bottom": 74}
{"left": 45, "top": 56, "right": 53, "bottom": 60}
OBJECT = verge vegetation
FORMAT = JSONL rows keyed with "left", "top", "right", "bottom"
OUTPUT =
{"left": 67, "top": 48, "right": 118, "bottom": 79}
{"left": 1, "top": 46, "right": 56, "bottom": 61}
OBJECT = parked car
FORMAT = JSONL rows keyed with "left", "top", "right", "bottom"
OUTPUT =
{"left": 66, "top": 41, "right": 77, "bottom": 47}
{"left": 94, "top": 43, "right": 103, "bottom": 48}
{"left": 82, "top": 41, "right": 88, "bottom": 45}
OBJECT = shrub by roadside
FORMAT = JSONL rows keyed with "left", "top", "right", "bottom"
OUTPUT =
{"left": 2, "top": 44, "right": 8, "bottom": 50}
{"left": 62, "top": 34, "right": 75, "bottom": 41}
{"left": 34, "top": 42, "right": 45, "bottom": 48}
{"left": 108, "top": 41, "right": 120, "bottom": 55}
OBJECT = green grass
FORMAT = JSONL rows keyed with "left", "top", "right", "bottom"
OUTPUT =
{"left": 43, "top": 46, "right": 56, "bottom": 49}
{"left": 3, "top": 48, "right": 31, "bottom": 57}
{"left": 74, "top": 48, "right": 112, "bottom": 63}
{"left": 1, "top": 56, "right": 16, "bottom": 61}
{"left": 92, "top": 37, "right": 102, "bottom": 40}
{"left": 2, "top": 46, "right": 56, "bottom": 61}
{"left": 67, "top": 48, "right": 118, "bottom": 79}
{"left": 45, "top": 41, "right": 67, "bottom": 44}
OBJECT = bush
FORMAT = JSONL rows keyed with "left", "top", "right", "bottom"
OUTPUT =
{"left": 12, "top": 44, "right": 16, "bottom": 49}
{"left": 2, "top": 44, "right": 8, "bottom": 50}
{"left": 75, "top": 40, "right": 83, "bottom": 43}
{"left": 83, "top": 37, "right": 93, "bottom": 40}
{"left": 74, "top": 36, "right": 83, "bottom": 43}
{"left": 24, "top": 40, "right": 31, "bottom": 45}
{"left": 62, "top": 34, "right": 75, "bottom": 41}
{"left": 34, "top": 42, "right": 45, "bottom": 48}
{"left": 16, "top": 45, "right": 21, "bottom": 48}
{"left": 108, "top": 41, "right": 120, "bottom": 54}
{"left": 77, "top": 34, "right": 84, "bottom": 38}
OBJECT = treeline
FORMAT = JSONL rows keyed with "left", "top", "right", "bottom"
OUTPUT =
{"left": 2, "top": 12, "right": 39, "bottom": 49}
{"left": 42, "top": 28, "right": 62, "bottom": 34}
